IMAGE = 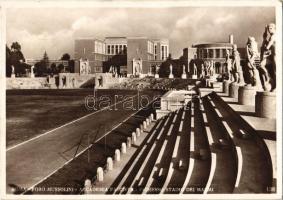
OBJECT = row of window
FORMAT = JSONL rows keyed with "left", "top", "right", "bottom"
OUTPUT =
{"left": 197, "top": 48, "right": 232, "bottom": 59}
{"left": 107, "top": 44, "right": 127, "bottom": 55}
{"left": 94, "top": 41, "right": 106, "bottom": 54}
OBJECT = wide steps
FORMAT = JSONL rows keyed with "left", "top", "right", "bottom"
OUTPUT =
{"left": 95, "top": 91, "right": 273, "bottom": 194}
{"left": 208, "top": 92, "right": 273, "bottom": 193}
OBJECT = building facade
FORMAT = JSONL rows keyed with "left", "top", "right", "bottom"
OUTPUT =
{"left": 74, "top": 38, "right": 107, "bottom": 73}
{"left": 182, "top": 35, "right": 234, "bottom": 75}
{"left": 74, "top": 37, "right": 169, "bottom": 76}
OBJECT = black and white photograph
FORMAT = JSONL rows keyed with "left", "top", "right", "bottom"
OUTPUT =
{"left": 0, "top": 0, "right": 282, "bottom": 199}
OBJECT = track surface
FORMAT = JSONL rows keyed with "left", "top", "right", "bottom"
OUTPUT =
{"left": 6, "top": 91, "right": 161, "bottom": 193}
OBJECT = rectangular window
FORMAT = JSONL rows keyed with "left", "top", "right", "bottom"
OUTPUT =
{"left": 161, "top": 46, "right": 164, "bottom": 60}
{"left": 204, "top": 49, "right": 208, "bottom": 58}
{"left": 115, "top": 45, "right": 119, "bottom": 55}
{"left": 209, "top": 49, "right": 213, "bottom": 58}
{"left": 197, "top": 49, "right": 200, "bottom": 58}
{"left": 165, "top": 46, "right": 167, "bottom": 59}
{"left": 111, "top": 45, "right": 114, "bottom": 55}
{"left": 154, "top": 45, "right": 157, "bottom": 55}
{"left": 119, "top": 45, "right": 122, "bottom": 54}
{"left": 216, "top": 49, "right": 220, "bottom": 58}
{"left": 222, "top": 49, "right": 227, "bottom": 58}
{"left": 107, "top": 45, "right": 111, "bottom": 54}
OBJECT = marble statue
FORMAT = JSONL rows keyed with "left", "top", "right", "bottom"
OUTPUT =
{"left": 181, "top": 65, "right": 187, "bottom": 79}
{"left": 210, "top": 60, "right": 215, "bottom": 76}
{"left": 193, "top": 63, "right": 197, "bottom": 75}
{"left": 205, "top": 61, "right": 211, "bottom": 77}
{"left": 31, "top": 65, "right": 35, "bottom": 78}
{"left": 108, "top": 66, "right": 113, "bottom": 73}
{"left": 231, "top": 44, "right": 244, "bottom": 84}
{"left": 246, "top": 36, "right": 260, "bottom": 87}
{"left": 169, "top": 64, "right": 174, "bottom": 78}
{"left": 259, "top": 23, "right": 276, "bottom": 92}
{"left": 133, "top": 58, "right": 142, "bottom": 77}
{"left": 155, "top": 65, "right": 160, "bottom": 78}
{"left": 79, "top": 59, "right": 90, "bottom": 75}
{"left": 200, "top": 63, "right": 205, "bottom": 78}
{"left": 225, "top": 49, "right": 232, "bottom": 81}
{"left": 11, "top": 65, "right": 15, "bottom": 78}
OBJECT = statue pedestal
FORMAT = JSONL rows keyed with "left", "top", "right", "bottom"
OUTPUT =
{"left": 192, "top": 75, "right": 197, "bottom": 79}
{"left": 229, "top": 82, "right": 240, "bottom": 98}
{"left": 11, "top": 74, "right": 15, "bottom": 78}
{"left": 211, "top": 82, "right": 223, "bottom": 92}
{"left": 181, "top": 73, "right": 187, "bottom": 79}
{"left": 238, "top": 85, "right": 257, "bottom": 105}
{"left": 255, "top": 91, "right": 276, "bottom": 119}
{"left": 223, "top": 80, "right": 230, "bottom": 94}
{"left": 154, "top": 74, "right": 159, "bottom": 78}
{"left": 169, "top": 74, "right": 174, "bottom": 79}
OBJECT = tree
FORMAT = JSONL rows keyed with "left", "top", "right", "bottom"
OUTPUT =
{"left": 34, "top": 51, "right": 49, "bottom": 77}
{"left": 57, "top": 63, "right": 64, "bottom": 73}
{"left": 61, "top": 53, "right": 71, "bottom": 61}
{"left": 9, "top": 42, "right": 26, "bottom": 76}
{"left": 50, "top": 62, "right": 57, "bottom": 74}
{"left": 11, "top": 42, "right": 21, "bottom": 51}
{"left": 6, "top": 45, "right": 12, "bottom": 77}
{"left": 43, "top": 51, "right": 49, "bottom": 66}
{"left": 34, "top": 61, "right": 46, "bottom": 77}
{"left": 68, "top": 60, "right": 75, "bottom": 73}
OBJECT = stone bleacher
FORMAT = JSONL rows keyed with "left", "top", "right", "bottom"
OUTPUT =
{"left": 89, "top": 82, "right": 274, "bottom": 194}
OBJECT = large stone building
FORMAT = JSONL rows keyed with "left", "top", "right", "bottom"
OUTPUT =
{"left": 182, "top": 35, "right": 234, "bottom": 75}
{"left": 74, "top": 38, "right": 107, "bottom": 73}
{"left": 74, "top": 37, "right": 169, "bottom": 77}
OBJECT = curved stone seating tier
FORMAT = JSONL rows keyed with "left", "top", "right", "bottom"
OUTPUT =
{"left": 182, "top": 98, "right": 212, "bottom": 194}
{"left": 208, "top": 92, "right": 273, "bottom": 193}
{"left": 145, "top": 109, "right": 184, "bottom": 194}
{"left": 121, "top": 112, "right": 177, "bottom": 194}
{"left": 201, "top": 96, "right": 238, "bottom": 193}
{"left": 107, "top": 100, "right": 214, "bottom": 195}
{"left": 107, "top": 113, "right": 173, "bottom": 194}
{"left": 163, "top": 105, "right": 192, "bottom": 194}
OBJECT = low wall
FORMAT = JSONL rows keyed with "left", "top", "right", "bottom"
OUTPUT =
{"left": 6, "top": 73, "right": 126, "bottom": 90}
{"left": 6, "top": 77, "right": 53, "bottom": 89}
{"left": 58, "top": 73, "right": 122, "bottom": 89}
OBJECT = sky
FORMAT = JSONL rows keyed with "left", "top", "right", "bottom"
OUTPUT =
{"left": 6, "top": 6, "right": 275, "bottom": 60}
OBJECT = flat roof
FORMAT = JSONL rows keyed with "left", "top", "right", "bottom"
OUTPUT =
{"left": 192, "top": 43, "right": 233, "bottom": 48}
{"left": 74, "top": 37, "right": 104, "bottom": 42}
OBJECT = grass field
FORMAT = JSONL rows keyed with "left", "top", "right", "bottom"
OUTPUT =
{"left": 6, "top": 89, "right": 164, "bottom": 148}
